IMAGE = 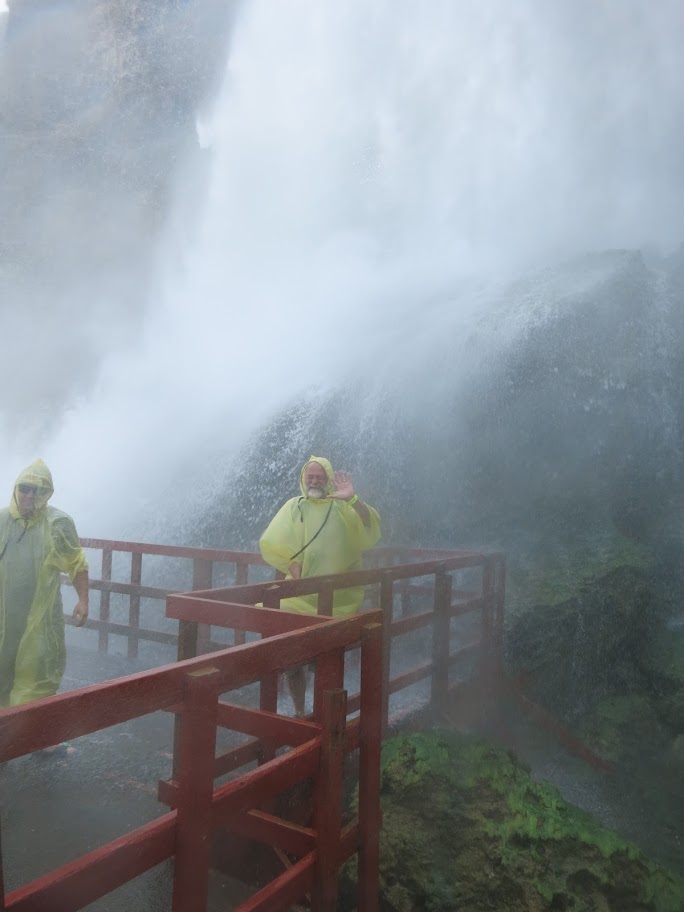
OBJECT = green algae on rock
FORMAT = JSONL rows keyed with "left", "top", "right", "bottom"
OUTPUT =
{"left": 340, "top": 731, "right": 684, "bottom": 912}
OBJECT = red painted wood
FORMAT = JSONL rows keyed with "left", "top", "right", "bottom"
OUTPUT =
{"left": 312, "top": 689, "right": 347, "bottom": 912}
{"left": 263, "top": 585, "right": 282, "bottom": 610}
{"left": 317, "top": 580, "right": 334, "bottom": 617}
{"left": 227, "top": 810, "right": 316, "bottom": 857}
{"left": 172, "top": 667, "right": 220, "bottom": 912}
{"left": 167, "top": 595, "right": 326, "bottom": 634}
{"left": 431, "top": 567, "right": 452, "bottom": 723}
{"left": 81, "top": 538, "right": 268, "bottom": 565}
{"left": 213, "top": 738, "right": 264, "bottom": 779}
{"left": 387, "top": 660, "right": 433, "bottom": 693}
{"left": 339, "top": 821, "right": 359, "bottom": 863}
{"left": 389, "top": 609, "right": 433, "bottom": 637}
{"left": 313, "top": 650, "right": 345, "bottom": 720}
{"left": 480, "top": 559, "right": 496, "bottom": 695}
{"left": 234, "top": 563, "right": 249, "bottom": 645}
{"left": 232, "top": 852, "right": 315, "bottom": 912}
{"left": 511, "top": 688, "right": 613, "bottom": 773}
{"left": 5, "top": 813, "right": 176, "bottom": 912}
{"left": 216, "top": 702, "right": 320, "bottom": 747}
{"left": 358, "top": 623, "right": 383, "bottom": 912}
{"left": 0, "top": 815, "right": 5, "bottom": 911}
{"left": 379, "top": 573, "right": 394, "bottom": 733}
{"left": 98, "top": 547, "right": 112, "bottom": 654}
{"left": 211, "top": 741, "right": 321, "bottom": 829}
{"left": 192, "top": 558, "right": 214, "bottom": 655}
{"left": 128, "top": 551, "right": 143, "bottom": 660}
{"left": 259, "top": 672, "right": 279, "bottom": 765}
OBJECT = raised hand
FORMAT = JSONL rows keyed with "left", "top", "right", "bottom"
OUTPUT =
{"left": 330, "top": 470, "right": 355, "bottom": 501}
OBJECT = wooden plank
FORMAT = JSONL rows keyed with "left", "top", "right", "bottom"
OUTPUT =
{"left": 98, "top": 547, "right": 112, "bottom": 654}
{"left": 81, "top": 538, "right": 268, "bottom": 565}
{"left": 5, "top": 813, "right": 176, "bottom": 912}
{"left": 312, "top": 690, "right": 347, "bottom": 911}
{"left": 211, "top": 741, "right": 321, "bottom": 829}
{"left": 357, "top": 624, "right": 383, "bottom": 912}
{"left": 167, "top": 596, "right": 327, "bottom": 634}
{"left": 228, "top": 810, "right": 316, "bottom": 857}
{"left": 64, "top": 617, "right": 178, "bottom": 646}
{"left": 128, "top": 552, "right": 142, "bottom": 660}
{"left": 388, "top": 661, "right": 432, "bottom": 694}
{"left": 216, "top": 702, "right": 320, "bottom": 747}
{"left": 431, "top": 569, "right": 452, "bottom": 723}
{"left": 232, "top": 852, "right": 315, "bottom": 912}
{"left": 0, "top": 610, "right": 381, "bottom": 761}
{"left": 172, "top": 668, "right": 220, "bottom": 912}
{"left": 389, "top": 610, "right": 433, "bottom": 637}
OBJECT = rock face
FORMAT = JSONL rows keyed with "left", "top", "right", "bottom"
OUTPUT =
{"left": 340, "top": 731, "right": 684, "bottom": 912}
{"left": 0, "top": 0, "right": 236, "bottom": 432}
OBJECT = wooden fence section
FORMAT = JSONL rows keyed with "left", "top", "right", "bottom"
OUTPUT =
{"left": 73, "top": 539, "right": 276, "bottom": 659}
{"left": 0, "top": 611, "right": 384, "bottom": 912}
{"left": 70, "top": 540, "right": 505, "bottom": 674}
{"left": 166, "top": 548, "right": 506, "bottom": 735}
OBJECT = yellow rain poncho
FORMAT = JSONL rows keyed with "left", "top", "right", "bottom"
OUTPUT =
{"left": 0, "top": 459, "right": 88, "bottom": 706}
{"left": 259, "top": 456, "right": 381, "bottom": 618}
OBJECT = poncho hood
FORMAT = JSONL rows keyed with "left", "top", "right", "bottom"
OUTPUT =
{"left": 299, "top": 456, "right": 335, "bottom": 498}
{"left": 9, "top": 458, "right": 54, "bottom": 519}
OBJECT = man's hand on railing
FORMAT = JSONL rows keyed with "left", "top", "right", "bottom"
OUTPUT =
{"left": 72, "top": 599, "right": 89, "bottom": 627}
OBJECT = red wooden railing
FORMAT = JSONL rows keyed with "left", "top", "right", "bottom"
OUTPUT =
{"left": 4, "top": 537, "right": 608, "bottom": 909}
{"left": 72, "top": 539, "right": 276, "bottom": 658}
{"left": 0, "top": 609, "right": 383, "bottom": 912}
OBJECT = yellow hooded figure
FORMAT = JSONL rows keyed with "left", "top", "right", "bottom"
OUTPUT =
{"left": 259, "top": 456, "right": 381, "bottom": 618}
{"left": 0, "top": 459, "right": 89, "bottom": 707}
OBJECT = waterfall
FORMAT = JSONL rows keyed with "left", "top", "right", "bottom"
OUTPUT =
{"left": 1, "top": 0, "right": 683, "bottom": 539}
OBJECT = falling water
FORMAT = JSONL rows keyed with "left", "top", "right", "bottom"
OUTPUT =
{"left": 1, "top": 0, "right": 683, "bottom": 538}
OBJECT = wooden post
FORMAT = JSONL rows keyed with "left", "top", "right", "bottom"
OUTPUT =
{"left": 313, "top": 649, "right": 345, "bottom": 720}
{"left": 358, "top": 623, "right": 383, "bottom": 912}
{"left": 98, "top": 547, "right": 112, "bottom": 654}
{"left": 494, "top": 556, "right": 506, "bottom": 682}
{"left": 431, "top": 566, "right": 452, "bottom": 724}
{"left": 128, "top": 551, "right": 142, "bottom": 660}
{"left": 263, "top": 584, "right": 281, "bottom": 610}
{"left": 481, "top": 558, "right": 496, "bottom": 688}
{"left": 379, "top": 573, "right": 394, "bottom": 733}
{"left": 172, "top": 667, "right": 219, "bottom": 912}
{"left": 234, "top": 562, "right": 248, "bottom": 645}
{"left": 312, "top": 688, "right": 347, "bottom": 912}
{"left": 317, "top": 579, "right": 334, "bottom": 618}
{"left": 192, "top": 558, "right": 213, "bottom": 654}
{"left": 0, "top": 814, "right": 5, "bottom": 911}
{"left": 399, "top": 578, "right": 412, "bottom": 617}
{"left": 260, "top": 663, "right": 279, "bottom": 766}
{"left": 172, "top": 618, "right": 199, "bottom": 781}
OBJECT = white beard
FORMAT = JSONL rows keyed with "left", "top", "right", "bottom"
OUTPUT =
{"left": 307, "top": 486, "right": 325, "bottom": 499}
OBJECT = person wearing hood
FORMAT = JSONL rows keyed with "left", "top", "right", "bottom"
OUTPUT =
{"left": 0, "top": 459, "right": 89, "bottom": 708}
{"left": 259, "top": 456, "right": 381, "bottom": 715}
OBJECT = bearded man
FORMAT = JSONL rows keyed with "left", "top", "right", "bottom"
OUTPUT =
{"left": 259, "top": 456, "right": 381, "bottom": 715}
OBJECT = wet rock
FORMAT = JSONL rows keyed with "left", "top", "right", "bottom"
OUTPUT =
{"left": 340, "top": 731, "right": 684, "bottom": 912}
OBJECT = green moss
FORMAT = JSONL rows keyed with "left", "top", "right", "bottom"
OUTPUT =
{"left": 641, "top": 630, "right": 684, "bottom": 689}
{"left": 508, "top": 529, "right": 651, "bottom": 610}
{"left": 342, "top": 731, "right": 684, "bottom": 912}
{"left": 575, "top": 694, "right": 661, "bottom": 762}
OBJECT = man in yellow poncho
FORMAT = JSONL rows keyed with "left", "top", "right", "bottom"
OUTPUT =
{"left": 259, "top": 456, "right": 381, "bottom": 715}
{"left": 0, "top": 459, "right": 89, "bottom": 708}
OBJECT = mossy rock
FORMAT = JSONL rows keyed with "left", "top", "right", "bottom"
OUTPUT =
{"left": 665, "top": 734, "right": 684, "bottom": 774}
{"left": 640, "top": 630, "right": 684, "bottom": 689}
{"left": 339, "top": 731, "right": 684, "bottom": 912}
{"left": 575, "top": 694, "right": 667, "bottom": 763}
{"left": 507, "top": 530, "right": 652, "bottom": 612}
